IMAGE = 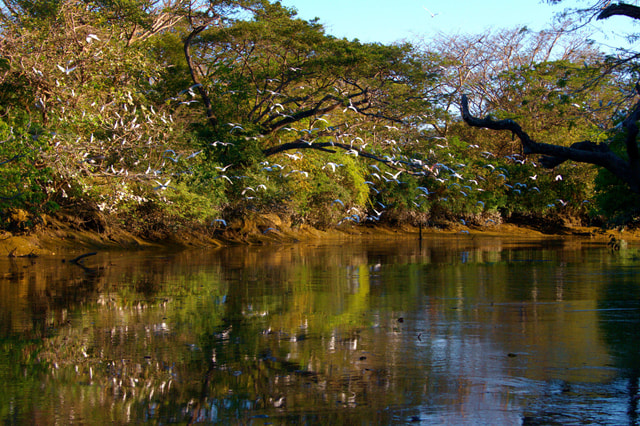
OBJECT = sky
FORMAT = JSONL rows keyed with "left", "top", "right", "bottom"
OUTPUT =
{"left": 278, "top": 0, "right": 636, "bottom": 48}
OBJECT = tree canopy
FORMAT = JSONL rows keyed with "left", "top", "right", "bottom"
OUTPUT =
{"left": 0, "top": 0, "right": 637, "bottom": 235}
{"left": 462, "top": 2, "right": 640, "bottom": 206}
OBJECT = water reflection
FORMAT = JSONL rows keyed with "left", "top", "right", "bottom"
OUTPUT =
{"left": 1, "top": 235, "right": 639, "bottom": 424}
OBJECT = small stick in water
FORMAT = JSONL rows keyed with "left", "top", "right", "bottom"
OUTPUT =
{"left": 69, "top": 252, "right": 97, "bottom": 264}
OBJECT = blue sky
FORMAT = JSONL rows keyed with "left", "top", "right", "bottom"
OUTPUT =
{"left": 278, "top": 0, "right": 635, "bottom": 48}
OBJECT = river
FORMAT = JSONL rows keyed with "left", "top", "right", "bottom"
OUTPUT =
{"left": 1, "top": 234, "right": 639, "bottom": 425}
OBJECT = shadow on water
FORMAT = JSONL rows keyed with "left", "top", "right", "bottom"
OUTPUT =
{"left": 1, "top": 235, "right": 640, "bottom": 424}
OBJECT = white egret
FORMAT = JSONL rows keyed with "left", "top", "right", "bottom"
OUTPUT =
{"left": 284, "top": 152, "right": 302, "bottom": 160}
{"left": 56, "top": 64, "right": 76, "bottom": 74}
{"left": 86, "top": 34, "right": 100, "bottom": 43}
{"left": 215, "top": 164, "right": 233, "bottom": 172}
{"left": 153, "top": 179, "right": 172, "bottom": 190}
{"left": 423, "top": 6, "right": 439, "bottom": 18}
{"left": 385, "top": 171, "right": 403, "bottom": 180}
{"left": 322, "top": 162, "right": 343, "bottom": 172}
{"left": 215, "top": 175, "right": 233, "bottom": 183}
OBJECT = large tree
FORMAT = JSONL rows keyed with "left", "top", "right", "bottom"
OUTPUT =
{"left": 461, "top": 2, "right": 640, "bottom": 193}
{"left": 180, "top": 2, "right": 438, "bottom": 167}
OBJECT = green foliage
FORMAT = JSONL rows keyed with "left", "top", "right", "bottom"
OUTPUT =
{"left": 593, "top": 135, "right": 640, "bottom": 224}
{"left": 0, "top": 121, "right": 61, "bottom": 228}
{"left": 0, "top": 0, "right": 629, "bottom": 234}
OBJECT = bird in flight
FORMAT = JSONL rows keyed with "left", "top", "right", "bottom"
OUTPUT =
{"left": 423, "top": 6, "right": 439, "bottom": 18}
{"left": 57, "top": 64, "right": 76, "bottom": 74}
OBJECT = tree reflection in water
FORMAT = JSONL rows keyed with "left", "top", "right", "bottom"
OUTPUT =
{"left": 0, "top": 236, "right": 639, "bottom": 424}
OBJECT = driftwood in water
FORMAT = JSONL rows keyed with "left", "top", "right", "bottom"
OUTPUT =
{"left": 68, "top": 252, "right": 97, "bottom": 264}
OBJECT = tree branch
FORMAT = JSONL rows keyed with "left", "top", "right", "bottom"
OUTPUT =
{"left": 263, "top": 140, "right": 431, "bottom": 175}
{"left": 461, "top": 94, "right": 640, "bottom": 192}
{"left": 128, "top": 12, "right": 185, "bottom": 45}
{"left": 263, "top": 94, "right": 344, "bottom": 134}
{"left": 623, "top": 94, "right": 640, "bottom": 171}
{"left": 184, "top": 25, "right": 218, "bottom": 128}
{"left": 597, "top": 3, "right": 640, "bottom": 21}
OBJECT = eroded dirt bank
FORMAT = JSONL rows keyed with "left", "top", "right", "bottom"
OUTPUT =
{"left": 1, "top": 210, "right": 639, "bottom": 257}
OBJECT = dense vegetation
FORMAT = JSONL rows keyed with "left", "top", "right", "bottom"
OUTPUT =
{"left": 0, "top": 0, "right": 637, "bottom": 239}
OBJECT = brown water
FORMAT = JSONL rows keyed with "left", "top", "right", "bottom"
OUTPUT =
{"left": 1, "top": 235, "right": 640, "bottom": 425}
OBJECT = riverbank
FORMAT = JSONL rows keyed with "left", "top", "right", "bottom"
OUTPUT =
{"left": 1, "top": 209, "right": 638, "bottom": 257}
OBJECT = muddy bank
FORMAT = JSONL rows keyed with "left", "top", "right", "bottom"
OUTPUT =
{"left": 1, "top": 210, "right": 637, "bottom": 257}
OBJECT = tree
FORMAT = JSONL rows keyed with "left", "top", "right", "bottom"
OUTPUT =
{"left": 461, "top": 2, "right": 640, "bottom": 194}
{"left": 0, "top": 0, "right": 202, "bottom": 224}
{"left": 181, "top": 2, "right": 438, "bottom": 169}
{"left": 421, "top": 24, "right": 599, "bottom": 136}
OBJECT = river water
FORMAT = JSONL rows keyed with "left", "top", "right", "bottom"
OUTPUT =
{"left": 1, "top": 234, "right": 640, "bottom": 425}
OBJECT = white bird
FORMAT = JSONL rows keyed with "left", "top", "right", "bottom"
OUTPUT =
{"left": 211, "top": 219, "right": 227, "bottom": 227}
{"left": 215, "top": 175, "right": 233, "bottom": 183}
{"left": 186, "top": 150, "right": 202, "bottom": 159}
{"left": 227, "top": 123, "right": 244, "bottom": 132}
{"left": 423, "top": 6, "right": 439, "bottom": 18}
{"left": 555, "top": 174, "right": 563, "bottom": 181}
{"left": 323, "top": 162, "right": 342, "bottom": 172}
{"left": 284, "top": 152, "right": 302, "bottom": 160}
{"left": 57, "top": 64, "right": 76, "bottom": 74}
{"left": 85, "top": 33, "right": 100, "bottom": 43}
{"left": 331, "top": 199, "right": 345, "bottom": 207}
{"left": 343, "top": 103, "right": 358, "bottom": 113}
{"left": 385, "top": 171, "right": 403, "bottom": 180}
{"left": 164, "top": 152, "right": 180, "bottom": 162}
{"left": 153, "top": 179, "right": 172, "bottom": 190}
{"left": 215, "top": 164, "right": 233, "bottom": 172}
{"left": 285, "top": 170, "right": 308, "bottom": 178}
